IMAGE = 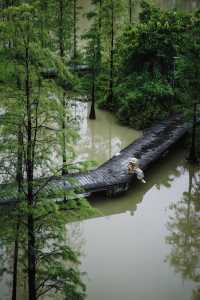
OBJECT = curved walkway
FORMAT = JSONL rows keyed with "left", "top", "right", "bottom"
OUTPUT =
{"left": 46, "top": 115, "right": 189, "bottom": 197}
{"left": 0, "top": 116, "right": 189, "bottom": 204}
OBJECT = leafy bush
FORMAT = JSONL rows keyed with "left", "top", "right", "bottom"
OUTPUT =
{"left": 99, "top": 1, "right": 192, "bottom": 129}
{"left": 115, "top": 77, "right": 173, "bottom": 129}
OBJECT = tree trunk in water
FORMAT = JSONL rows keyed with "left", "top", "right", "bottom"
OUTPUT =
{"left": 188, "top": 103, "right": 197, "bottom": 163}
{"left": 89, "top": 49, "right": 96, "bottom": 120}
{"left": 107, "top": 0, "right": 114, "bottom": 109}
{"left": 25, "top": 45, "right": 36, "bottom": 300}
{"left": 89, "top": 72, "right": 96, "bottom": 120}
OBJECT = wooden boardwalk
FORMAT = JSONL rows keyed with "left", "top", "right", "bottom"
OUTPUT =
{"left": 44, "top": 115, "right": 189, "bottom": 196}
{"left": 0, "top": 116, "right": 189, "bottom": 204}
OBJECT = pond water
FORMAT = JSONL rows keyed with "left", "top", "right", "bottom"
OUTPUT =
{"left": 73, "top": 101, "right": 141, "bottom": 166}
{"left": 34, "top": 101, "right": 140, "bottom": 177}
{"left": 0, "top": 105, "right": 199, "bottom": 300}
{"left": 68, "top": 147, "right": 200, "bottom": 300}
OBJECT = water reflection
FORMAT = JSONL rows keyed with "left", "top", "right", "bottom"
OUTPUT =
{"left": 166, "top": 165, "right": 200, "bottom": 300}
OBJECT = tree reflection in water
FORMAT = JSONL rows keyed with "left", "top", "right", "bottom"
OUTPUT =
{"left": 166, "top": 165, "right": 200, "bottom": 300}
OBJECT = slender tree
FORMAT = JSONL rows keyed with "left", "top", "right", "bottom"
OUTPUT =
{"left": 107, "top": 0, "right": 114, "bottom": 108}
{"left": 0, "top": 3, "right": 87, "bottom": 299}
{"left": 100, "top": 0, "right": 124, "bottom": 110}
{"left": 12, "top": 125, "right": 24, "bottom": 300}
{"left": 84, "top": 16, "right": 100, "bottom": 119}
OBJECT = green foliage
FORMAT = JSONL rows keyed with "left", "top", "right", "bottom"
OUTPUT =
{"left": 83, "top": 0, "right": 125, "bottom": 107}
{"left": 175, "top": 9, "right": 200, "bottom": 106}
{"left": 115, "top": 75, "right": 173, "bottom": 129}
{"left": 97, "top": 1, "right": 196, "bottom": 129}
{"left": 0, "top": 1, "right": 97, "bottom": 299}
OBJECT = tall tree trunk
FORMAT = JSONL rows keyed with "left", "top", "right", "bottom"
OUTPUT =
{"left": 12, "top": 221, "right": 19, "bottom": 300}
{"left": 99, "top": 0, "right": 102, "bottom": 31}
{"left": 89, "top": 50, "right": 96, "bottom": 120}
{"left": 129, "top": 0, "right": 132, "bottom": 24}
{"left": 89, "top": 74, "right": 96, "bottom": 120}
{"left": 40, "top": 0, "right": 48, "bottom": 48}
{"left": 57, "top": 2, "right": 67, "bottom": 176}
{"left": 12, "top": 127, "right": 23, "bottom": 300}
{"left": 73, "top": 0, "right": 77, "bottom": 62}
{"left": 97, "top": 0, "right": 102, "bottom": 67}
{"left": 62, "top": 93, "right": 67, "bottom": 175}
{"left": 25, "top": 45, "right": 36, "bottom": 300}
{"left": 27, "top": 214, "right": 36, "bottom": 300}
{"left": 59, "top": 0, "right": 64, "bottom": 58}
{"left": 107, "top": 0, "right": 114, "bottom": 109}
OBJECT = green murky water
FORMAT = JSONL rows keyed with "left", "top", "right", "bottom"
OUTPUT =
{"left": 73, "top": 102, "right": 141, "bottom": 166}
{"left": 68, "top": 147, "right": 200, "bottom": 300}
{"left": 0, "top": 106, "right": 200, "bottom": 300}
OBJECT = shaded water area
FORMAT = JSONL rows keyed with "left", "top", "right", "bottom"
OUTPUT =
{"left": 68, "top": 147, "right": 200, "bottom": 300}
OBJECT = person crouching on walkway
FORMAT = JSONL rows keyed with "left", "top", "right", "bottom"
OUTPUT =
{"left": 128, "top": 157, "right": 146, "bottom": 183}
